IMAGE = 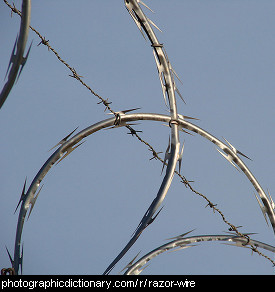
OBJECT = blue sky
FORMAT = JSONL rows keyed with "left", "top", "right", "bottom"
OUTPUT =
{"left": 0, "top": 0, "right": 275, "bottom": 275}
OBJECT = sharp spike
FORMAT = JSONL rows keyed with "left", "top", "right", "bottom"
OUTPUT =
{"left": 159, "top": 75, "right": 169, "bottom": 107}
{"left": 254, "top": 192, "right": 262, "bottom": 207}
{"left": 254, "top": 193, "right": 269, "bottom": 226}
{"left": 178, "top": 141, "right": 185, "bottom": 173}
{"left": 126, "top": 8, "right": 147, "bottom": 40}
{"left": 62, "top": 126, "right": 79, "bottom": 140}
{"left": 148, "top": 206, "right": 164, "bottom": 226}
{"left": 267, "top": 189, "right": 275, "bottom": 210}
{"left": 216, "top": 148, "right": 240, "bottom": 172}
{"left": 153, "top": 50, "right": 168, "bottom": 107}
{"left": 147, "top": 17, "right": 162, "bottom": 33}
{"left": 161, "top": 136, "right": 171, "bottom": 174}
{"left": 120, "top": 251, "right": 141, "bottom": 273}
{"left": 14, "top": 177, "right": 27, "bottom": 214}
{"left": 175, "top": 87, "right": 186, "bottom": 104}
{"left": 107, "top": 108, "right": 141, "bottom": 115}
{"left": 223, "top": 137, "right": 235, "bottom": 151}
{"left": 237, "top": 150, "right": 252, "bottom": 161}
{"left": 177, "top": 113, "right": 199, "bottom": 121}
{"left": 121, "top": 107, "right": 141, "bottom": 114}
{"left": 171, "top": 67, "right": 183, "bottom": 85}
{"left": 5, "top": 246, "right": 14, "bottom": 266}
{"left": 48, "top": 126, "right": 79, "bottom": 151}
{"left": 137, "top": 0, "right": 154, "bottom": 13}
{"left": 223, "top": 137, "right": 252, "bottom": 161}
{"left": 4, "top": 35, "right": 18, "bottom": 80}
{"left": 166, "top": 229, "right": 196, "bottom": 241}
{"left": 16, "top": 40, "right": 33, "bottom": 82}
{"left": 179, "top": 127, "right": 194, "bottom": 136}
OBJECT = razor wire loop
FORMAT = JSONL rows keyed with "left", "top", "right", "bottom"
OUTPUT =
{"left": 102, "top": 0, "right": 182, "bottom": 275}
{"left": 123, "top": 233, "right": 275, "bottom": 275}
{"left": 8, "top": 113, "right": 275, "bottom": 274}
{"left": 3, "top": 0, "right": 275, "bottom": 274}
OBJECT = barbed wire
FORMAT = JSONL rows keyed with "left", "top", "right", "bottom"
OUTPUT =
{"left": 3, "top": 0, "right": 275, "bottom": 269}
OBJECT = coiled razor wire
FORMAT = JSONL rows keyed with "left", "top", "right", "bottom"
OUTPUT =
{"left": 2, "top": 0, "right": 275, "bottom": 274}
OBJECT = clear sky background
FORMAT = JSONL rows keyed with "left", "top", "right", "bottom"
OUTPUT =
{"left": 0, "top": 0, "right": 275, "bottom": 275}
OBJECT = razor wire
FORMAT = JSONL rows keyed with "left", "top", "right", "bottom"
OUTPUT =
{"left": 7, "top": 113, "right": 275, "bottom": 273}
{"left": 2, "top": 0, "right": 275, "bottom": 274}
{"left": 123, "top": 232, "right": 275, "bottom": 275}
{"left": 0, "top": 0, "right": 31, "bottom": 108}
{"left": 1, "top": 0, "right": 260, "bottom": 237}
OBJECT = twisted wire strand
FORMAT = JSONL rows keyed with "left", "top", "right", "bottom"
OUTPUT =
{"left": 3, "top": 0, "right": 274, "bottom": 272}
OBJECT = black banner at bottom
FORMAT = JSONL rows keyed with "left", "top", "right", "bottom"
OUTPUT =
{"left": 0, "top": 275, "right": 272, "bottom": 290}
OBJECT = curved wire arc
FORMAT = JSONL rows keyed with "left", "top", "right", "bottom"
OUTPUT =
{"left": 102, "top": 0, "right": 182, "bottom": 276}
{"left": 124, "top": 233, "right": 275, "bottom": 275}
{"left": 11, "top": 113, "right": 274, "bottom": 274}
{"left": 0, "top": 0, "right": 31, "bottom": 109}
{"left": 3, "top": 0, "right": 272, "bottom": 276}
{"left": 177, "top": 116, "right": 275, "bottom": 233}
